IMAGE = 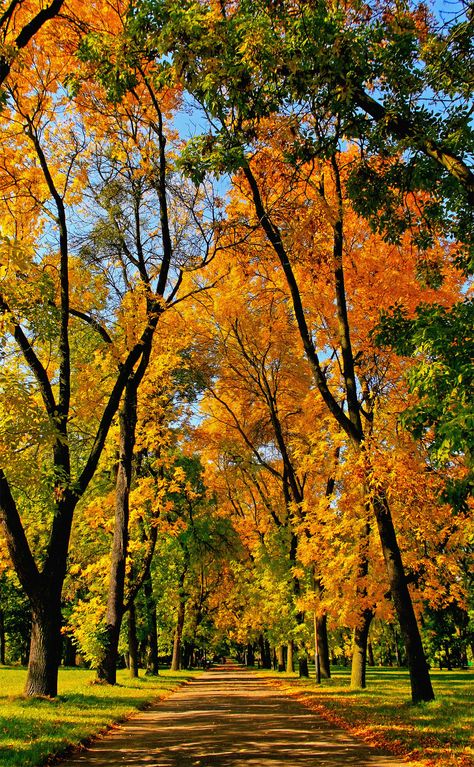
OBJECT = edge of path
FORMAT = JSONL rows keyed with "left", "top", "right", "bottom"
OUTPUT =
{"left": 45, "top": 673, "right": 200, "bottom": 767}
{"left": 263, "top": 673, "right": 473, "bottom": 767}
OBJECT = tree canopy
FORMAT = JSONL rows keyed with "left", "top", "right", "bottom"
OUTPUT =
{"left": 0, "top": 0, "right": 472, "bottom": 704}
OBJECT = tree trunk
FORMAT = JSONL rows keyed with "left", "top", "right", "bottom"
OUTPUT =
{"left": 368, "top": 642, "right": 375, "bottom": 667}
{"left": 298, "top": 655, "right": 309, "bottom": 677}
{"left": 171, "top": 576, "right": 186, "bottom": 672}
{"left": 63, "top": 633, "right": 76, "bottom": 667}
{"left": 286, "top": 640, "right": 294, "bottom": 672}
{"left": 246, "top": 643, "right": 255, "bottom": 666}
{"left": 315, "top": 613, "right": 331, "bottom": 679}
{"left": 128, "top": 601, "right": 139, "bottom": 678}
{"left": 264, "top": 638, "right": 272, "bottom": 668}
{"left": 373, "top": 492, "right": 434, "bottom": 702}
{"left": 143, "top": 571, "right": 159, "bottom": 676}
{"left": 350, "top": 609, "right": 373, "bottom": 689}
{"left": 258, "top": 634, "right": 271, "bottom": 668}
{"left": 276, "top": 645, "right": 285, "bottom": 672}
{"left": 25, "top": 596, "right": 62, "bottom": 697}
{"left": 96, "top": 380, "right": 138, "bottom": 685}
{"left": 182, "top": 641, "right": 194, "bottom": 669}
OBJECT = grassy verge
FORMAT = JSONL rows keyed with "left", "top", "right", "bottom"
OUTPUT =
{"left": 259, "top": 666, "right": 473, "bottom": 767}
{"left": 0, "top": 666, "right": 199, "bottom": 767}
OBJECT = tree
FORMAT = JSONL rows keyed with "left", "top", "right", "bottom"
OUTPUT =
{"left": 0, "top": 2, "right": 185, "bottom": 696}
{"left": 181, "top": 117, "right": 464, "bottom": 699}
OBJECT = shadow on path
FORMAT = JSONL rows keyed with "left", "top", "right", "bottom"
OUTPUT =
{"left": 60, "top": 666, "right": 401, "bottom": 767}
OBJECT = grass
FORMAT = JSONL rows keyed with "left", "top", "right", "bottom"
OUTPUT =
{"left": 260, "top": 665, "right": 473, "bottom": 767}
{"left": 1, "top": 663, "right": 471, "bottom": 767}
{"left": 0, "top": 666, "right": 199, "bottom": 767}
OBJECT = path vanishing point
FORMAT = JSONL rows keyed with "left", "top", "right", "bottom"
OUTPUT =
{"left": 59, "top": 665, "right": 402, "bottom": 767}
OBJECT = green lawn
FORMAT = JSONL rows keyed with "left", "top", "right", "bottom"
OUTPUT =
{"left": 263, "top": 665, "right": 473, "bottom": 767}
{"left": 0, "top": 666, "right": 198, "bottom": 767}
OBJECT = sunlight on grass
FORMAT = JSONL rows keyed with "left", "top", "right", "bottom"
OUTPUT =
{"left": 261, "top": 666, "right": 474, "bottom": 767}
{"left": 0, "top": 666, "right": 199, "bottom": 767}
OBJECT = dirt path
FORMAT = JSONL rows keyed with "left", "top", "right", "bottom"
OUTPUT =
{"left": 59, "top": 665, "right": 401, "bottom": 767}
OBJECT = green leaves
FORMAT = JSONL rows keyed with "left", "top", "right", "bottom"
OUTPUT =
{"left": 177, "top": 133, "right": 246, "bottom": 183}
{"left": 376, "top": 300, "right": 474, "bottom": 465}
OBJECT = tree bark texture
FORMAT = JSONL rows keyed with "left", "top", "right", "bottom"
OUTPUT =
{"left": 25, "top": 596, "right": 62, "bottom": 697}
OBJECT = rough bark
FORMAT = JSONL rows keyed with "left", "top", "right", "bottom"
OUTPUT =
{"left": 25, "top": 596, "right": 63, "bottom": 697}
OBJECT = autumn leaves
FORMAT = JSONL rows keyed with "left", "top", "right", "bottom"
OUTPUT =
{"left": 0, "top": 0, "right": 472, "bottom": 702}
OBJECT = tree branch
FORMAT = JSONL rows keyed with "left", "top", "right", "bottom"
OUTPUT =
{"left": 0, "top": 0, "right": 65, "bottom": 87}
{"left": 0, "top": 469, "right": 40, "bottom": 594}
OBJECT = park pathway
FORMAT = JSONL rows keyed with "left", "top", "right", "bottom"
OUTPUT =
{"left": 59, "top": 665, "right": 402, "bottom": 767}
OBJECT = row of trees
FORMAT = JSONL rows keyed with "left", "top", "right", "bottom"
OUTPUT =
{"left": 0, "top": 0, "right": 472, "bottom": 702}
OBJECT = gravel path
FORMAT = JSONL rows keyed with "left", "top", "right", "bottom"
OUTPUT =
{"left": 59, "top": 665, "right": 402, "bottom": 767}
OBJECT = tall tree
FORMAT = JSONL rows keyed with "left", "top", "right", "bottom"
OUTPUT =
{"left": 0, "top": 2, "right": 185, "bottom": 696}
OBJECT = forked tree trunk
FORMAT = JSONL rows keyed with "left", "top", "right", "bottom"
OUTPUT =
{"left": 350, "top": 609, "right": 373, "bottom": 689}
{"left": 264, "top": 638, "right": 272, "bottom": 668}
